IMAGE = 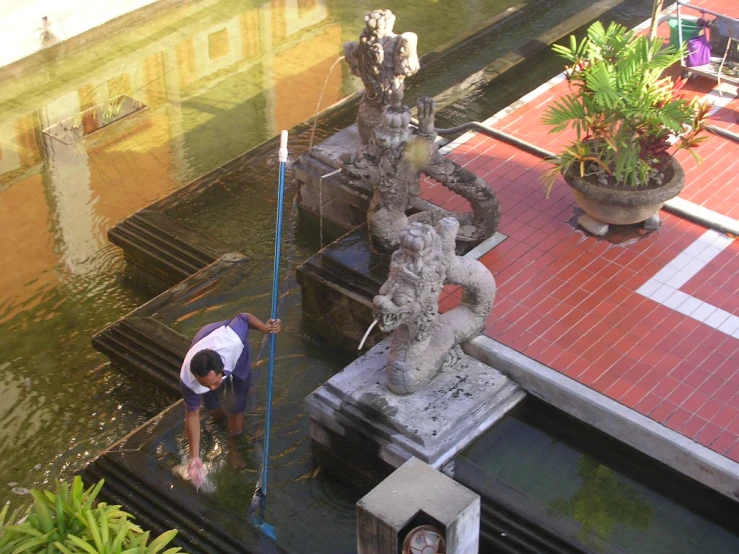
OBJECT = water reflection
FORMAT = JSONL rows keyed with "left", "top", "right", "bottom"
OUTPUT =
{"left": 460, "top": 414, "right": 739, "bottom": 553}
{"left": 0, "top": 0, "right": 350, "bottom": 324}
{"left": 548, "top": 457, "right": 653, "bottom": 552}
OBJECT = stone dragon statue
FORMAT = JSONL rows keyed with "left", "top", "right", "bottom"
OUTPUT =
{"left": 343, "top": 97, "right": 500, "bottom": 252}
{"left": 344, "top": 9, "right": 420, "bottom": 144}
{"left": 372, "top": 218, "right": 496, "bottom": 395}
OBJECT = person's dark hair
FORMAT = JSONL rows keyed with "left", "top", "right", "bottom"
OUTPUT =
{"left": 190, "top": 349, "right": 224, "bottom": 377}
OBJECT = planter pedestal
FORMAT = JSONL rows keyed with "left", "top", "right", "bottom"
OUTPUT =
{"left": 564, "top": 158, "right": 685, "bottom": 236}
{"left": 573, "top": 198, "right": 664, "bottom": 237}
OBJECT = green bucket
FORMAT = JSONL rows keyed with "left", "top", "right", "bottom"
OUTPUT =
{"left": 667, "top": 17, "right": 700, "bottom": 50}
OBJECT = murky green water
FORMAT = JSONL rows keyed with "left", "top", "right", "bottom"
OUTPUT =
{"left": 459, "top": 401, "right": 739, "bottom": 553}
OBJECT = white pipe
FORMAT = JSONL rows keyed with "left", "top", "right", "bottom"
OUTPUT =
{"left": 358, "top": 318, "right": 378, "bottom": 350}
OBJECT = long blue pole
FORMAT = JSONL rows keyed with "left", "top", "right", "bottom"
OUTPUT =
{"left": 260, "top": 130, "right": 287, "bottom": 499}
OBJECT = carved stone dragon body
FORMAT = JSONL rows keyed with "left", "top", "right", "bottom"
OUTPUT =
{"left": 372, "top": 218, "right": 496, "bottom": 395}
{"left": 344, "top": 97, "right": 500, "bottom": 252}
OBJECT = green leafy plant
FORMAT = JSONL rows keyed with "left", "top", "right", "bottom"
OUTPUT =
{"left": 542, "top": 21, "right": 709, "bottom": 192}
{"left": 0, "top": 477, "right": 183, "bottom": 554}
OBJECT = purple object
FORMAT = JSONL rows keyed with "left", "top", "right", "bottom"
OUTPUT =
{"left": 686, "top": 33, "right": 711, "bottom": 67}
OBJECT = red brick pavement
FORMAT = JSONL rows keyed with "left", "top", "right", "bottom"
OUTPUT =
{"left": 428, "top": 3, "right": 739, "bottom": 462}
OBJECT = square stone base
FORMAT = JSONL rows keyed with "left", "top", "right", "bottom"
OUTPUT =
{"left": 304, "top": 339, "right": 525, "bottom": 472}
{"left": 357, "top": 457, "right": 480, "bottom": 554}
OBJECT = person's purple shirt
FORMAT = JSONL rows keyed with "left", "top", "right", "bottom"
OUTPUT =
{"left": 180, "top": 313, "right": 251, "bottom": 410}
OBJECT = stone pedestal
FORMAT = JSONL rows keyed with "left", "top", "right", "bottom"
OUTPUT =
{"left": 294, "top": 126, "right": 371, "bottom": 232}
{"left": 304, "top": 338, "right": 525, "bottom": 475}
{"left": 357, "top": 457, "right": 480, "bottom": 554}
{"left": 293, "top": 125, "right": 453, "bottom": 238}
{"left": 296, "top": 225, "right": 389, "bottom": 354}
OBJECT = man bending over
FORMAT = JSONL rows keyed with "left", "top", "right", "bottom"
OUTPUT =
{"left": 180, "top": 312, "right": 281, "bottom": 483}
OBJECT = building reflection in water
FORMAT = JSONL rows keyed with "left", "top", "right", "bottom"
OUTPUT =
{"left": 0, "top": 0, "right": 345, "bottom": 323}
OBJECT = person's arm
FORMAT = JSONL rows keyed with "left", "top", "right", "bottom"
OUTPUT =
{"left": 185, "top": 408, "right": 201, "bottom": 459}
{"left": 185, "top": 408, "right": 205, "bottom": 486}
{"left": 242, "top": 312, "right": 281, "bottom": 334}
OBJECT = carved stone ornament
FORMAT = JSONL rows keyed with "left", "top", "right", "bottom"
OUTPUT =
{"left": 343, "top": 97, "right": 500, "bottom": 252}
{"left": 372, "top": 218, "right": 496, "bottom": 395}
{"left": 344, "top": 9, "right": 420, "bottom": 144}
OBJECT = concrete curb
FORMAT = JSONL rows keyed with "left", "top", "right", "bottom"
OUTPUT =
{"left": 463, "top": 335, "right": 739, "bottom": 502}
{"left": 664, "top": 196, "right": 739, "bottom": 236}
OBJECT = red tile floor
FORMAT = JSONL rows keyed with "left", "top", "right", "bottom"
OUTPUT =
{"left": 427, "top": 3, "right": 739, "bottom": 463}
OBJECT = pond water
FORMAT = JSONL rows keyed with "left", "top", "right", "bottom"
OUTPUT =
{"left": 3, "top": 0, "right": 736, "bottom": 552}
{"left": 458, "top": 399, "right": 739, "bottom": 553}
{"left": 0, "top": 0, "right": 543, "bottom": 506}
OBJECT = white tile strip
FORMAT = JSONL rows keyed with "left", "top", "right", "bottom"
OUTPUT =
{"left": 636, "top": 229, "right": 739, "bottom": 338}
{"left": 464, "top": 232, "right": 507, "bottom": 260}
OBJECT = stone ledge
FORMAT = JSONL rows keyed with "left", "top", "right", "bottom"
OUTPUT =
{"left": 464, "top": 335, "right": 739, "bottom": 503}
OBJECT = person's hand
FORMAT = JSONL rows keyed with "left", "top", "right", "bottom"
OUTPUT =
{"left": 188, "top": 456, "right": 205, "bottom": 487}
{"left": 266, "top": 318, "right": 282, "bottom": 334}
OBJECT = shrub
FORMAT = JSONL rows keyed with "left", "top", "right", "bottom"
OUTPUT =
{"left": 542, "top": 21, "right": 709, "bottom": 191}
{"left": 0, "top": 477, "right": 182, "bottom": 554}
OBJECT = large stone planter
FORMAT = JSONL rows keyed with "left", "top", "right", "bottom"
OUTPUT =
{"left": 564, "top": 157, "right": 685, "bottom": 235}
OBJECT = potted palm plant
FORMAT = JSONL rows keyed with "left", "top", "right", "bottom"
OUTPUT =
{"left": 542, "top": 21, "right": 709, "bottom": 235}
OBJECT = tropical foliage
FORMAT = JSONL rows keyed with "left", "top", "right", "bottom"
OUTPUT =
{"left": 0, "top": 477, "right": 183, "bottom": 554}
{"left": 542, "top": 21, "right": 709, "bottom": 191}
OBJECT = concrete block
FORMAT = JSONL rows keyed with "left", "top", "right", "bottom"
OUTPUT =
{"left": 643, "top": 213, "right": 661, "bottom": 231}
{"left": 357, "top": 457, "right": 480, "bottom": 554}
{"left": 577, "top": 213, "right": 609, "bottom": 236}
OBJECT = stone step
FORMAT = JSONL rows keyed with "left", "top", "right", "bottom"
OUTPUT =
{"left": 77, "top": 404, "right": 286, "bottom": 554}
{"left": 81, "top": 453, "right": 249, "bottom": 554}
{"left": 91, "top": 316, "right": 188, "bottom": 398}
{"left": 108, "top": 209, "right": 235, "bottom": 285}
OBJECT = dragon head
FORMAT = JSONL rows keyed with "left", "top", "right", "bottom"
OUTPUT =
{"left": 373, "top": 281, "right": 421, "bottom": 332}
{"left": 372, "top": 222, "right": 447, "bottom": 339}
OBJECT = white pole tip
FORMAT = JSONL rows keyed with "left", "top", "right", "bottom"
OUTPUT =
{"left": 279, "top": 130, "right": 288, "bottom": 162}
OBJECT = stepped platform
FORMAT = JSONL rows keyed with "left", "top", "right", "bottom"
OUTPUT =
{"left": 108, "top": 209, "right": 239, "bottom": 286}
{"left": 80, "top": 403, "right": 286, "bottom": 554}
{"left": 92, "top": 255, "right": 247, "bottom": 398}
